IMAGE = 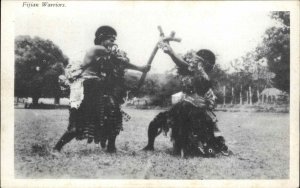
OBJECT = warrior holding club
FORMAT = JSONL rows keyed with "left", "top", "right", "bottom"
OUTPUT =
{"left": 144, "top": 29, "right": 231, "bottom": 157}
{"left": 53, "top": 25, "right": 150, "bottom": 153}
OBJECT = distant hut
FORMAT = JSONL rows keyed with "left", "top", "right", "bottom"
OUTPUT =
{"left": 260, "top": 88, "right": 288, "bottom": 104}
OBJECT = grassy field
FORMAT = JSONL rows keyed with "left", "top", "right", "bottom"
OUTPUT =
{"left": 14, "top": 108, "right": 289, "bottom": 179}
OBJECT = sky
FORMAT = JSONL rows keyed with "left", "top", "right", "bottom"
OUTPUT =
{"left": 14, "top": 1, "right": 276, "bottom": 73}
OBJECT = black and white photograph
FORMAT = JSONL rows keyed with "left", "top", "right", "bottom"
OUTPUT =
{"left": 1, "top": 1, "right": 299, "bottom": 188}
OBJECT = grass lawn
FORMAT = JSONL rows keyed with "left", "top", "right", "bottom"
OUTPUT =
{"left": 14, "top": 108, "right": 289, "bottom": 179}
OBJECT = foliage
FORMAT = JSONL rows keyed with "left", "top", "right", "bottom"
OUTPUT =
{"left": 150, "top": 73, "right": 181, "bottom": 106}
{"left": 255, "top": 12, "right": 290, "bottom": 92}
{"left": 15, "top": 35, "right": 69, "bottom": 104}
{"left": 124, "top": 71, "right": 181, "bottom": 106}
{"left": 218, "top": 11, "right": 291, "bottom": 104}
{"left": 229, "top": 54, "right": 273, "bottom": 103}
{"left": 209, "top": 64, "right": 231, "bottom": 103}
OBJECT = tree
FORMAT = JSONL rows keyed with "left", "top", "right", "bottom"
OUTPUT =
{"left": 152, "top": 73, "right": 181, "bottom": 106}
{"left": 15, "top": 35, "right": 69, "bottom": 105}
{"left": 123, "top": 71, "right": 160, "bottom": 98}
{"left": 140, "top": 74, "right": 162, "bottom": 97}
{"left": 124, "top": 71, "right": 181, "bottom": 106}
{"left": 255, "top": 12, "right": 290, "bottom": 92}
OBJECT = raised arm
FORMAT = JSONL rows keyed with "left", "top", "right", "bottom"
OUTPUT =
{"left": 161, "top": 43, "right": 189, "bottom": 69}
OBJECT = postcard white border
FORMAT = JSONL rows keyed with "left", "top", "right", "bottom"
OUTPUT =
{"left": 1, "top": 1, "right": 299, "bottom": 188}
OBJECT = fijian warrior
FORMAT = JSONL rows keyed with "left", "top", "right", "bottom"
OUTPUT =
{"left": 53, "top": 26, "right": 150, "bottom": 153}
{"left": 144, "top": 42, "right": 230, "bottom": 157}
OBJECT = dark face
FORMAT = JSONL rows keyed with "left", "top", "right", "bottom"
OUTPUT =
{"left": 202, "top": 61, "right": 214, "bottom": 73}
{"left": 101, "top": 36, "right": 116, "bottom": 49}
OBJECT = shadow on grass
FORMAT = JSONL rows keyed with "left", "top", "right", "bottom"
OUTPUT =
{"left": 25, "top": 104, "right": 69, "bottom": 109}
{"left": 31, "top": 143, "right": 51, "bottom": 156}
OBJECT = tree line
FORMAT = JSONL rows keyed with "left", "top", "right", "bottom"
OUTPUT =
{"left": 15, "top": 12, "right": 290, "bottom": 106}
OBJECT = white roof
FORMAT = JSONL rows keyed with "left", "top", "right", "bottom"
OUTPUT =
{"left": 261, "top": 88, "right": 287, "bottom": 96}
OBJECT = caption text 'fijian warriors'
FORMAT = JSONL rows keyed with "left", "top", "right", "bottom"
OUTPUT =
{"left": 22, "top": 2, "right": 66, "bottom": 8}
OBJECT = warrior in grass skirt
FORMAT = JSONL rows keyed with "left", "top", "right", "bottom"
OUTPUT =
{"left": 54, "top": 26, "right": 149, "bottom": 153}
{"left": 144, "top": 44, "right": 230, "bottom": 157}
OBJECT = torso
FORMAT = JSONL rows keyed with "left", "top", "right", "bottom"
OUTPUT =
{"left": 99, "top": 55, "right": 126, "bottom": 89}
{"left": 79, "top": 46, "right": 127, "bottom": 102}
{"left": 81, "top": 59, "right": 102, "bottom": 78}
{"left": 179, "top": 51, "right": 212, "bottom": 96}
{"left": 81, "top": 46, "right": 126, "bottom": 86}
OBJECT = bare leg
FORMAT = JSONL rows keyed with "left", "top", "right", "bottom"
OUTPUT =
{"left": 54, "top": 108, "right": 78, "bottom": 151}
{"left": 54, "top": 130, "right": 77, "bottom": 151}
{"left": 143, "top": 113, "right": 166, "bottom": 151}
{"left": 107, "top": 135, "right": 116, "bottom": 153}
{"left": 100, "top": 138, "right": 107, "bottom": 148}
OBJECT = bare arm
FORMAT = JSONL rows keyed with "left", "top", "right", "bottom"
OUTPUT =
{"left": 124, "top": 62, "right": 150, "bottom": 72}
{"left": 161, "top": 43, "right": 189, "bottom": 69}
{"left": 114, "top": 50, "right": 151, "bottom": 72}
{"left": 82, "top": 46, "right": 109, "bottom": 68}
